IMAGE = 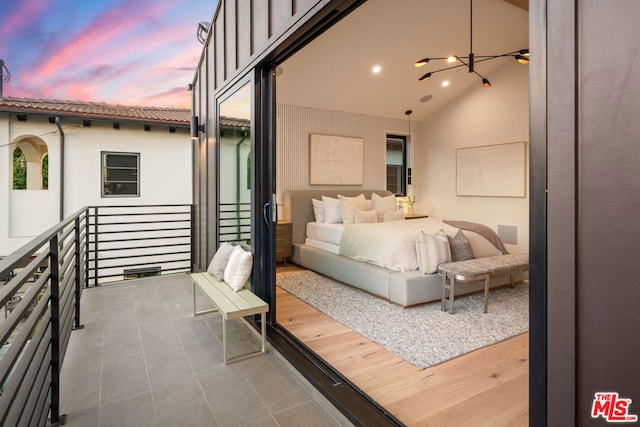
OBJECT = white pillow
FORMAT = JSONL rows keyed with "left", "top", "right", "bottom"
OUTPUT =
{"left": 371, "top": 193, "right": 397, "bottom": 222}
{"left": 312, "top": 198, "right": 325, "bottom": 223}
{"left": 355, "top": 209, "right": 378, "bottom": 223}
{"left": 338, "top": 194, "right": 367, "bottom": 225}
{"left": 415, "top": 229, "right": 451, "bottom": 274}
{"left": 383, "top": 208, "right": 405, "bottom": 222}
{"left": 223, "top": 245, "right": 253, "bottom": 291}
{"left": 322, "top": 196, "right": 342, "bottom": 223}
{"left": 206, "top": 242, "right": 235, "bottom": 280}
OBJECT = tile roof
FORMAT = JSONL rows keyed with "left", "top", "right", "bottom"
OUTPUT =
{"left": 0, "top": 97, "right": 190, "bottom": 125}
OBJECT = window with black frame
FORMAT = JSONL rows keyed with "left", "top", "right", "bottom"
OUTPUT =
{"left": 386, "top": 135, "right": 406, "bottom": 196}
{"left": 102, "top": 151, "right": 140, "bottom": 197}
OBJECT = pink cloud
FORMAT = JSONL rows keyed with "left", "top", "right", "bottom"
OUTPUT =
{"left": 31, "top": 1, "right": 173, "bottom": 82}
{"left": 4, "top": 0, "right": 208, "bottom": 107}
{"left": 0, "top": 0, "right": 52, "bottom": 44}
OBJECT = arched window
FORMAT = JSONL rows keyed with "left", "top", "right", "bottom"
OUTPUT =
{"left": 13, "top": 147, "right": 27, "bottom": 190}
{"left": 42, "top": 154, "right": 48, "bottom": 190}
{"left": 11, "top": 139, "right": 49, "bottom": 190}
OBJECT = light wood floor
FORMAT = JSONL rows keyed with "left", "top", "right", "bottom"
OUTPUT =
{"left": 276, "top": 266, "right": 529, "bottom": 426}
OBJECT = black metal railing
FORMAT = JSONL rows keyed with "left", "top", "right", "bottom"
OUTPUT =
{"left": 86, "top": 205, "right": 194, "bottom": 287}
{"left": 0, "top": 203, "right": 194, "bottom": 425}
{"left": 219, "top": 202, "right": 251, "bottom": 245}
{"left": 0, "top": 207, "right": 89, "bottom": 426}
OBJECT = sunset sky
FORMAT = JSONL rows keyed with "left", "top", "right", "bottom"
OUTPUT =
{"left": 0, "top": 0, "right": 214, "bottom": 108}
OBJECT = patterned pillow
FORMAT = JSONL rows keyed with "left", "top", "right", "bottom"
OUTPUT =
{"left": 448, "top": 230, "right": 475, "bottom": 261}
{"left": 415, "top": 229, "right": 451, "bottom": 274}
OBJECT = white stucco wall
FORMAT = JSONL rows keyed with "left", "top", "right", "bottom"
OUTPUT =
{"left": 0, "top": 114, "right": 191, "bottom": 256}
{"left": 414, "top": 63, "right": 530, "bottom": 253}
{"left": 63, "top": 120, "right": 192, "bottom": 212}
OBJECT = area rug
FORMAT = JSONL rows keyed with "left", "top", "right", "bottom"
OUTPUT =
{"left": 277, "top": 270, "right": 528, "bottom": 369}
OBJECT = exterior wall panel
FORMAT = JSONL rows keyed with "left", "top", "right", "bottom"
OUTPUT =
{"left": 294, "top": 0, "right": 319, "bottom": 15}
{"left": 224, "top": 0, "right": 237, "bottom": 78}
{"left": 545, "top": 0, "right": 576, "bottom": 424}
{"left": 576, "top": 0, "right": 640, "bottom": 423}
{"left": 270, "top": 0, "right": 294, "bottom": 38}
{"left": 237, "top": 0, "right": 252, "bottom": 64}
{"left": 546, "top": 0, "right": 640, "bottom": 424}
{"left": 251, "top": 0, "right": 270, "bottom": 51}
{"left": 215, "top": 13, "right": 226, "bottom": 89}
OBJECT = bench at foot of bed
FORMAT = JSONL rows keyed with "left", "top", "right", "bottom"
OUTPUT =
{"left": 438, "top": 253, "right": 529, "bottom": 314}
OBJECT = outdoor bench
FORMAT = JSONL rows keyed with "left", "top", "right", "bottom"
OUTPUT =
{"left": 191, "top": 272, "right": 268, "bottom": 364}
{"left": 438, "top": 253, "right": 529, "bottom": 314}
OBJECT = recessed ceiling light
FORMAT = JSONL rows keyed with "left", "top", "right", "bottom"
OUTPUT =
{"left": 441, "top": 80, "right": 450, "bottom": 87}
{"left": 372, "top": 65, "right": 381, "bottom": 74}
{"left": 419, "top": 94, "right": 433, "bottom": 103}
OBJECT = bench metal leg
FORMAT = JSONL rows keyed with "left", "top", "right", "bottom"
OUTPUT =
{"left": 441, "top": 273, "right": 457, "bottom": 314}
{"left": 483, "top": 274, "right": 490, "bottom": 314}
{"left": 441, "top": 273, "right": 447, "bottom": 311}
{"left": 192, "top": 282, "right": 218, "bottom": 317}
{"left": 448, "top": 275, "right": 455, "bottom": 314}
{"left": 193, "top": 281, "right": 218, "bottom": 316}
{"left": 223, "top": 313, "right": 267, "bottom": 365}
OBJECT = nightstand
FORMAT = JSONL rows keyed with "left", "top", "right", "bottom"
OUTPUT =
{"left": 405, "top": 213, "right": 429, "bottom": 220}
{"left": 276, "top": 222, "right": 293, "bottom": 262}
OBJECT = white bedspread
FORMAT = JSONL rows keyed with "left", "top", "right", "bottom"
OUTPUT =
{"left": 339, "top": 218, "right": 461, "bottom": 272}
{"left": 305, "top": 222, "right": 345, "bottom": 245}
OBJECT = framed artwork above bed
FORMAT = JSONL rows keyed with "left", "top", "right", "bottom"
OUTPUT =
{"left": 309, "top": 134, "right": 364, "bottom": 185}
{"left": 456, "top": 141, "right": 527, "bottom": 197}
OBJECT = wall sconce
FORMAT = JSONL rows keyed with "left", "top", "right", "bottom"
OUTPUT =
{"left": 20, "top": 157, "right": 26, "bottom": 168}
{"left": 190, "top": 116, "right": 205, "bottom": 140}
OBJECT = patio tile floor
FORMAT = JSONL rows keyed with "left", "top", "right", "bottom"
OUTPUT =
{"left": 60, "top": 273, "right": 352, "bottom": 427}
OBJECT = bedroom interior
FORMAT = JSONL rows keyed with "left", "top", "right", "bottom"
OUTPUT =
{"left": 271, "top": 0, "right": 530, "bottom": 423}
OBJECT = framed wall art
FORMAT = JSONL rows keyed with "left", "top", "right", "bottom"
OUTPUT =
{"left": 456, "top": 141, "right": 526, "bottom": 197}
{"left": 309, "top": 134, "right": 364, "bottom": 185}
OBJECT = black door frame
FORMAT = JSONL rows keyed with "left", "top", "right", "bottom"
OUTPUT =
{"left": 247, "top": 0, "right": 549, "bottom": 424}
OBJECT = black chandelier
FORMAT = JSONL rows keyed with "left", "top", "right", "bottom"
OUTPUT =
{"left": 414, "top": 0, "right": 529, "bottom": 88}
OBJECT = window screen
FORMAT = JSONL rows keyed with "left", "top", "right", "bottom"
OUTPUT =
{"left": 102, "top": 152, "right": 139, "bottom": 197}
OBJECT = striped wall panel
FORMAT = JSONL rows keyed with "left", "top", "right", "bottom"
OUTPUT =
{"left": 276, "top": 103, "right": 420, "bottom": 205}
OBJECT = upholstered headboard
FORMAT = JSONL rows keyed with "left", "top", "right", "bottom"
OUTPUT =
{"left": 282, "top": 189, "right": 394, "bottom": 244}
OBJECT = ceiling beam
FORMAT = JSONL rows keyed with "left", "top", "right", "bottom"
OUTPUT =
{"left": 502, "top": 0, "right": 528, "bottom": 11}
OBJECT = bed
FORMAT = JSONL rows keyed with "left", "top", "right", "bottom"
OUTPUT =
{"left": 283, "top": 189, "right": 526, "bottom": 307}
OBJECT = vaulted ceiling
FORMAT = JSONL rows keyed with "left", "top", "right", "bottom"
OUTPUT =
{"left": 276, "top": 0, "right": 529, "bottom": 122}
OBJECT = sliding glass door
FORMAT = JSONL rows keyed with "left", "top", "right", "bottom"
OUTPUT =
{"left": 218, "top": 82, "right": 252, "bottom": 246}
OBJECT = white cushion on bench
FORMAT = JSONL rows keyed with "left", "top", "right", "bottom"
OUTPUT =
{"left": 224, "top": 245, "right": 253, "bottom": 291}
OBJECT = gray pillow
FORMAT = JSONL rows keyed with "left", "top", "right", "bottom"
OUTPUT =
{"left": 448, "top": 230, "right": 475, "bottom": 262}
{"left": 206, "top": 242, "right": 235, "bottom": 280}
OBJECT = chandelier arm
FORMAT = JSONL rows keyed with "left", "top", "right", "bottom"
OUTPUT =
{"left": 425, "top": 62, "right": 470, "bottom": 74}
{"left": 471, "top": 69, "right": 488, "bottom": 80}
{"left": 473, "top": 51, "right": 522, "bottom": 59}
